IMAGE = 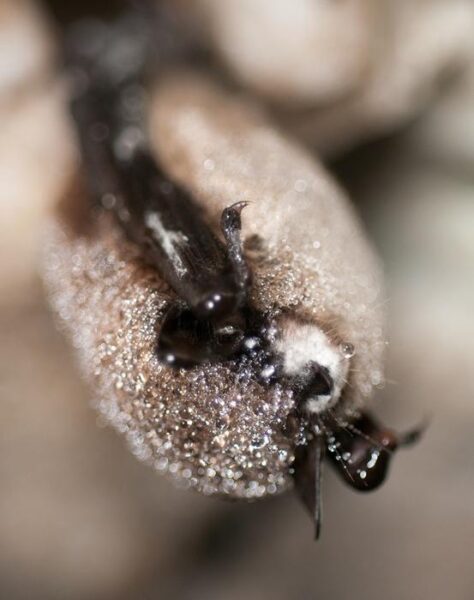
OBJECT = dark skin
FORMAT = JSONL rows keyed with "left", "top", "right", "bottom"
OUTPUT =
{"left": 67, "top": 11, "right": 253, "bottom": 367}
{"left": 67, "top": 8, "right": 423, "bottom": 539}
{"left": 293, "top": 412, "right": 424, "bottom": 538}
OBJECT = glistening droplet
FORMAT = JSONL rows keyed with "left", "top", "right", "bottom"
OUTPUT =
{"left": 340, "top": 342, "right": 355, "bottom": 358}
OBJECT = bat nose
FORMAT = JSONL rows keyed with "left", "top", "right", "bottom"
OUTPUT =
{"left": 303, "top": 364, "right": 333, "bottom": 398}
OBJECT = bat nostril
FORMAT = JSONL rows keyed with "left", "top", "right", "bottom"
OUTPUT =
{"left": 304, "top": 364, "right": 333, "bottom": 398}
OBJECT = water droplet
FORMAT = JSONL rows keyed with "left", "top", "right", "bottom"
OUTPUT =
{"left": 244, "top": 336, "right": 260, "bottom": 350}
{"left": 101, "top": 193, "right": 117, "bottom": 209}
{"left": 215, "top": 415, "right": 230, "bottom": 431}
{"left": 371, "top": 371, "right": 384, "bottom": 388}
{"left": 213, "top": 433, "right": 227, "bottom": 448}
{"left": 169, "top": 462, "right": 180, "bottom": 474}
{"left": 260, "top": 364, "right": 276, "bottom": 381}
{"left": 155, "top": 457, "right": 168, "bottom": 471}
{"left": 340, "top": 342, "right": 355, "bottom": 358}
{"left": 251, "top": 434, "right": 269, "bottom": 449}
{"left": 114, "top": 126, "right": 145, "bottom": 161}
{"left": 294, "top": 179, "right": 308, "bottom": 193}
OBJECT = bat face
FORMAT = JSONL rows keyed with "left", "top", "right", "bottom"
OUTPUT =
{"left": 273, "top": 316, "right": 350, "bottom": 414}
{"left": 42, "top": 10, "right": 421, "bottom": 538}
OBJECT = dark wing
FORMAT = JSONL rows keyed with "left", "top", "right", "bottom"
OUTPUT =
{"left": 66, "top": 14, "right": 246, "bottom": 322}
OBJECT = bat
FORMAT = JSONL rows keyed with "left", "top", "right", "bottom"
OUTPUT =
{"left": 45, "top": 8, "right": 422, "bottom": 539}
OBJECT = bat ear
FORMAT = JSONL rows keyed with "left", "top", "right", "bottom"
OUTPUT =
{"left": 326, "top": 412, "right": 426, "bottom": 492}
{"left": 397, "top": 421, "right": 428, "bottom": 448}
{"left": 156, "top": 305, "right": 203, "bottom": 368}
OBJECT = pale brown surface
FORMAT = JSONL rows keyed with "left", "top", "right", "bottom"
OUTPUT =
{"left": 2, "top": 139, "right": 474, "bottom": 599}
{"left": 0, "top": 0, "right": 55, "bottom": 98}
{"left": 190, "top": 0, "right": 474, "bottom": 156}
{"left": 1, "top": 1, "right": 474, "bottom": 599}
{"left": 192, "top": 0, "right": 376, "bottom": 106}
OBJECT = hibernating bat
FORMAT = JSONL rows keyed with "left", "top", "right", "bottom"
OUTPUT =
{"left": 42, "top": 12, "right": 421, "bottom": 538}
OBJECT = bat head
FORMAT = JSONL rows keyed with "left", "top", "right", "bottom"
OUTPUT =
{"left": 272, "top": 316, "right": 350, "bottom": 415}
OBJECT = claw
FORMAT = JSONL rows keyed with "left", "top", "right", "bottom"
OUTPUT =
{"left": 220, "top": 202, "right": 251, "bottom": 292}
{"left": 398, "top": 417, "right": 429, "bottom": 448}
{"left": 228, "top": 200, "right": 250, "bottom": 214}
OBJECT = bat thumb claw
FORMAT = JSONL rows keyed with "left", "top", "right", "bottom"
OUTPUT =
{"left": 228, "top": 201, "right": 250, "bottom": 214}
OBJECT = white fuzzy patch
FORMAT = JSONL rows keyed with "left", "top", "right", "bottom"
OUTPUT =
{"left": 275, "top": 320, "right": 349, "bottom": 413}
{"left": 145, "top": 212, "right": 189, "bottom": 278}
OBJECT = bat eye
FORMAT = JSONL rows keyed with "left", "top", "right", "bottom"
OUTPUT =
{"left": 157, "top": 305, "right": 204, "bottom": 367}
{"left": 157, "top": 305, "right": 247, "bottom": 367}
{"left": 214, "top": 323, "right": 245, "bottom": 354}
{"left": 195, "top": 290, "right": 240, "bottom": 320}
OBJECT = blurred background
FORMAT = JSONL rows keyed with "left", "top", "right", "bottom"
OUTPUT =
{"left": 1, "top": 1, "right": 473, "bottom": 599}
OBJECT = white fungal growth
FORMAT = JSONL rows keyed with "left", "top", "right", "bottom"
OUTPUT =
{"left": 275, "top": 318, "right": 350, "bottom": 413}
{"left": 145, "top": 211, "right": 189, "bottom": 277}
